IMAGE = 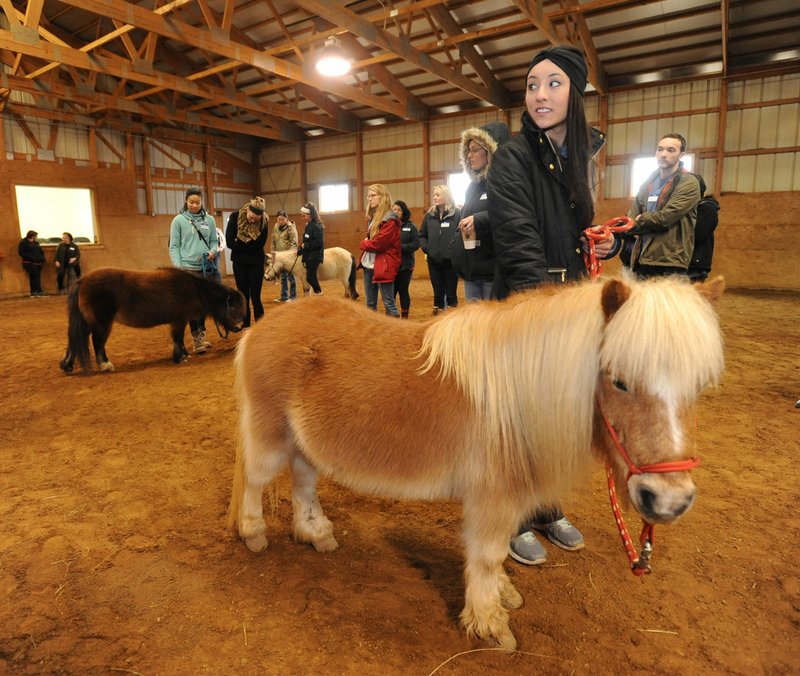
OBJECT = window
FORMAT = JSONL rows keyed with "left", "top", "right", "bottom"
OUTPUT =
{"left": 319, "top": 183, "right": 349, "bottom": 212}
{"left": 15, "top": 186, "right": 97, "bottom": 244}
{"left": 630, "top": 154, "right": 694, "bottom": 197}
{"left": 447, "top": 172, "right": 471, "bottom": 208}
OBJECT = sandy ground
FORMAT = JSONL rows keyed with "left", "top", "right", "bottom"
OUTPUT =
{"left": 0, "top": 275, "right": 798, "bottom": 675}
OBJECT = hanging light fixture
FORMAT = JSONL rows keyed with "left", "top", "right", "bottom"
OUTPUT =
{"left": 316, "top": 36, "right": 352, "bottom": 77}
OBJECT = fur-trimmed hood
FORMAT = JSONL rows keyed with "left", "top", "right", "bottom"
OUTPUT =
{"left": 460, "top": 121, "right": 511, "bottom": 182}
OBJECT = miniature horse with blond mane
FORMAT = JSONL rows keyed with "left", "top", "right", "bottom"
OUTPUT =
{"left": 265, "top": 247, "right": 359, "bottom": 299}
{"left": 60, "top": 267, "right": 246, "bottom": 374}
{"left": 227, "top": 276, "right": 724, "bottom": 649}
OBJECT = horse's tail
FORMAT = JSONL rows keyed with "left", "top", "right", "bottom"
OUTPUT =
{"left": 62, "top": 281, "right": 92, "bottom": 373}
{"left": 348, "top": 254, "right": 360, "bottom": 300}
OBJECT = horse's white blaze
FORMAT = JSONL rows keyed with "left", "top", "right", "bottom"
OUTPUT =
{"left": 665, "top": 394, "right": 685, "bottom": 457}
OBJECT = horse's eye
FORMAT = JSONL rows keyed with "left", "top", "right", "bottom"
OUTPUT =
{"left": 612, "top": 379, "right": 628, "bottom": 392}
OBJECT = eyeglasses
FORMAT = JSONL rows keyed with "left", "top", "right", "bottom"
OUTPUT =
{"left": 467, "top": 146, "right": 486, "bottom": 155}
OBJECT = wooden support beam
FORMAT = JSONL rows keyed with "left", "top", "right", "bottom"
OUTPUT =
{"left": 142, "top": 140, "right": 154, "bottom": 216}
{"left": 88, "top": 127, "right": 97, "bottom": 166}
{"left": 46, "top": 118, "right": 60, "bottom": 151}
{"left": 294, "top": 0, "right": 504, "bottom": 109}
{"left": 0, "top": 29, "right": 331, "bottom": 133}
{"left": 427, "top": 4, "right": 511, "bottom": 105}
{"left": 204, "top": 144, "right": 215, "bottom": 214}
{"left": 714, "top": 78, "right": 728, "bottom": 196}
{"left": 55, "top": 0, "right": 426, "bottom": 122}
{"left": 422, "top": 121, "right": 430, "bottom": 208}
{"left": 96, "top": 129, "right": 126, "bottom": 163}
{"left": 300, "top": 142, "right": 307, "bottom": 206}
{"left": 1, "top": 71, "right": 296, "bottom": 142}
{"left": 11, "top": 113, "right": 41, "bottom": 149}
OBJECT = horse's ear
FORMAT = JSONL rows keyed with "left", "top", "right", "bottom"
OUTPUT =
{"left": 696, "top": 275, "right": 725, "bottom": 305}
{"left": 600, "top": 279, "right": 631, "bottom": 322}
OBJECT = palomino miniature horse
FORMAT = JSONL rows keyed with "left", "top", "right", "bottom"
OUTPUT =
{"left": 60, "top": 267, "right": 246, "bottom": 374}
{"left": 227, "top": 276, "right": 725, "bottom": 649}
{"left": 265, "top": 247, "right": 359, "bottom": 299}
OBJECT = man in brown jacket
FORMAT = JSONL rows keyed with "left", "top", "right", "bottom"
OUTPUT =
{"left": 627, "top": 132, "right": 701, "bottom": 278}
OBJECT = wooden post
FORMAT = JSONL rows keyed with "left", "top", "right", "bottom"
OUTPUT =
{"left": 142, "top": 139, "right": 154, "bottom": 216}
{"left": 88, "top": 128, "right": 97, "bottom": 167}
{"left": 299, "top": 141, "right": 307, "bottom": 205}
{"left": 252, "top": 148, "right": 260, "bottom": 196}
{"left": 714, "top": 79, "right": 728, "bottom": 196}
{"left": 125, "top": 132, "right": 134, "bottom": 172}
{"left": 203, "top": 143, "right": 214, "bottom": 213}
{"left": 355, "top": 131, "right": 363, "bottom": 213}
{"left": 597, "top": 94, "right": 609, "bottom": 204}
{"left": 422, "top": 121, "right": 430, "bottom": 209}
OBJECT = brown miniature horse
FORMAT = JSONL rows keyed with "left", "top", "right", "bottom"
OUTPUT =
{"left": 228, "top": 276, "right": 725, "bottom": 650}
{"left": 59, "top": 267, "right": 245, "bottom": 374}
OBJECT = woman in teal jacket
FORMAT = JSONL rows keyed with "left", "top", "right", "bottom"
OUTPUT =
{"left": 169, "top": 187, "right": 218, "bottom": 353}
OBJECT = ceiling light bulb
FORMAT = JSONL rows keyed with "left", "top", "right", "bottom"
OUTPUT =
{"left": 316, "top": 37, "right": 351, "bottom": 77}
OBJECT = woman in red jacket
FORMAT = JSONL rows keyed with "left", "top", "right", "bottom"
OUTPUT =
{"left": 359, "top": 183, "right": 401, "bottom": 316}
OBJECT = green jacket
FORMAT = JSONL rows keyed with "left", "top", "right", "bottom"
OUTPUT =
{"left": 627, "top": 166, "right": 700, "bottom": 270}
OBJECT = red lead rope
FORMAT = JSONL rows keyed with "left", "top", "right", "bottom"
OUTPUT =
{"left": 583, "top": 216, "right": 634, "bottom": 279}
{"left": 599, "top": 406, "right": 701, "bottom": 576}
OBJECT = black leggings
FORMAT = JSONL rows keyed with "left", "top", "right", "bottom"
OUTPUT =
{"left": 426, "top": 258, "right": 458, "bottom": 310}
{"left": 394, "top": 268, "right": 413, "bottom": 311}
{"left": 233, "top": 262, "right": 265, "bottom": 327}
{"left": 305, "top": 259, "right": 322, "bottom": 293}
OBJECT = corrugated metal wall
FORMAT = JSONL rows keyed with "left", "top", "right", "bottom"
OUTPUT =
{"left": 258, "top": 72, "right": 800, "bottom": 211}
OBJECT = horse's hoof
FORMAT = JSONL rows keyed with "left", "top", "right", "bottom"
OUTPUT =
{"left": 99, "top": 362, "right": 115, "bottom": 372}
{"left": 244, "top": 534, "right": 268, "bottom": 552}
{"left": 312, "top": 535, "right": 338, "bottom": 553}
{"left": 493, "top": 629, "right": 517, "bottom": 652}
{"left": 500, "top": 584, "right": 524, "bottom": 610}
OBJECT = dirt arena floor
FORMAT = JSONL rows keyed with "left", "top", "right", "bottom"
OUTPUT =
{"left": 1, "top": 275, "right": 798, "bottom": 675}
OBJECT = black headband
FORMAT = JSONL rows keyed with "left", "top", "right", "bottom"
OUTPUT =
{"left": 527, "top": 47, "right": 588, "bottom": 97}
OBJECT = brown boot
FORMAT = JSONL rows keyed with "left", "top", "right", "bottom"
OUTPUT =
{"left": 401, "top": 309, "right": 409, "bottom": 319}
{"left": 432, "top": 307, "right": 441, "bottom": 317}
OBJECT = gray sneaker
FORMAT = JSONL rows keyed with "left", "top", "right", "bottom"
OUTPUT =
{"left": 534, "top": 517, "right": 585, "bottom": 551}
{"left": 508, "top": 530, "right": 547, "bottom": 565}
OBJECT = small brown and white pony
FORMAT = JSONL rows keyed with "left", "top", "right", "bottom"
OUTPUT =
{"left": 227, "top": 276, "right": 724, "bottom": 649}
{"left": 264, "top": 247, "right": 359, "bottom": 299}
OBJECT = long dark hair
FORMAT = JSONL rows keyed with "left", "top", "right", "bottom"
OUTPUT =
{"left": 563, "top": 87, "right": 594, "bottom": 227}
{"left": 303, "top": 202, "right": 324, "bottom": 228}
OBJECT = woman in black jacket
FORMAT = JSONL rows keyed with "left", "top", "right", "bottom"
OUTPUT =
{"left": 18, "top": 230, "right": 46, "bottom": 297}
{"left": 297, "top": 202, "right": 324, "bottom": 295}
{"left": 488, "top": 46, "right": 618, "bottom": 567}
{"left": 391, "top": 199, "right": 420, "bottom": 319}
{"left": 225, "top": 197, "right": 269, "bottom": 327}
{"left": 419, "top": 185, "right": 460, "bottom": 314}
{"left": 55, "top": 232, "right": 81, "bottom": 294}
{"left": 450, "top": 121, "right": 510, "bottom": 301}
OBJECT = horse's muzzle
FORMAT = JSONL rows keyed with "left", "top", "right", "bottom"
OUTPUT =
{"left": 629, "top": 475, "right": 697, "bottom": 524}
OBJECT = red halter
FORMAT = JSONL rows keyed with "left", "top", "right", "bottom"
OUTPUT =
{"left": 599, "top": 406, "right": 701, "bottom": 576}
{"left": 583, "top": 216, "right": 634, "bottom": 279}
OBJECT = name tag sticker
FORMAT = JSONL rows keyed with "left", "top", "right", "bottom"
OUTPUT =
{"left": 441, "top": 221, "right": 450, "bottom": 228}
{"left": 480, "top": 193, "right": 487, "bottom": 200}
{"left": 647, "top": 195, "right": 658, "bottom": 203}
{"left": 402, "top": 227, "right": 411, "bottom": 231}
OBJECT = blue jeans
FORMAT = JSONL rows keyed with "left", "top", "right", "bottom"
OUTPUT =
{"left": 280, "top": 271, "right": 296, "bottom": 300}
{"left": 363, "top": 268, "right": 399, "bottom": 316}
{"left": 464, "top": 279, "right": 493, "bottom": 302}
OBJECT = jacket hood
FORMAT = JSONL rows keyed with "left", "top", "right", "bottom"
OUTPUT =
{"left": 460, "top": 121, "right": 511, "bottom": 182}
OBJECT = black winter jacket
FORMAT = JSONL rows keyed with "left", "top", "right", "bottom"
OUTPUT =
{"left": 420, "top": 206, "right": 461, "bottom": 263}
{"left": 225, "top": 209, "right": 269, "bottom": 267}
{"left": 299, "top": 220, "right": 324, "bottom": 264}
{"left": 451, "top": 121, "right": 510, "bottom": 282}
{"left": 488, "top": 112, "right": 606, "bottom": 296}
{"left": 399, "top": 219, "right": 420, "bottom": 271}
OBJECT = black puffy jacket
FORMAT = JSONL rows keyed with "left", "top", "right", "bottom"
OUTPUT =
{"left": 488, "top": 112, "right": 605, "bottom": 297}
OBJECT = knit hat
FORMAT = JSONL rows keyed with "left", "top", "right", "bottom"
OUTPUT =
{"left": 185, "top": 187, "right": 202, "bottom": 199}
{"left": 247, "top": 196, "right": 265, "bottom": 215}
{"left": 526, "top": 46, "right": 588, "bottom": 97}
